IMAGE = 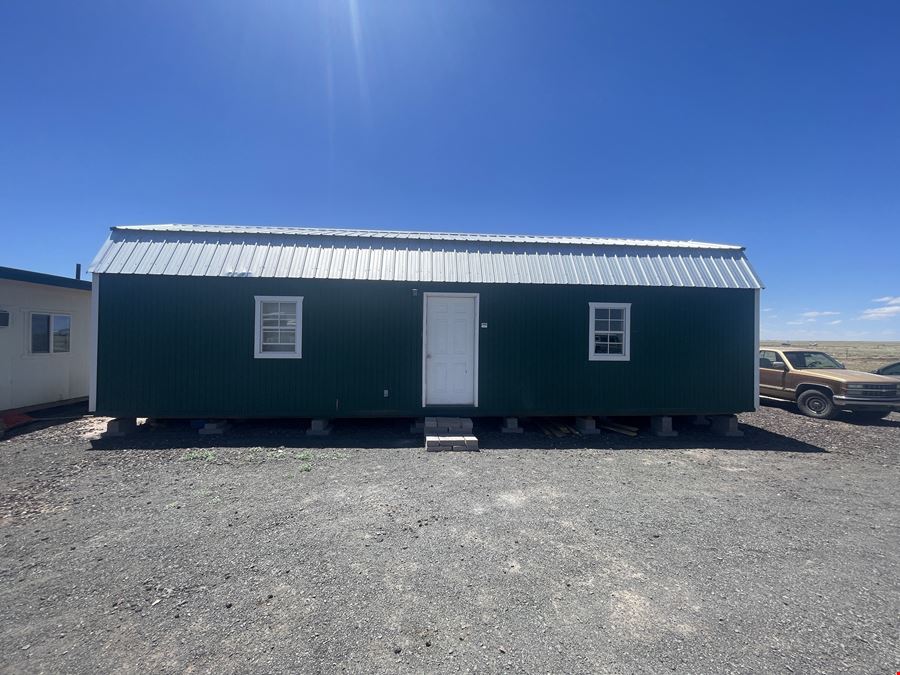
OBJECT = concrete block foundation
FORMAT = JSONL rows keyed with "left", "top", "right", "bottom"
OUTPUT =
{"left": 102, "top": 417, "right": 137, "bottom": 438}
{"left": 426, "top": 435, "right": 479, "bottom": 452}
{"left": 501, "top": 417, "right": 524, "bottom": 434}
{"left": 425, "top": 417, "right": 473, "bottom": 434}
{"left": 651, "top": 415, "right": 678, "bottom": 437}
{"left": 306, "top": 419, "right": 333, "bottom": 436}
{"left": 711, "top": 414, "right": 744, "bottom": 437}
{"left": 575, "top": 417, "right": 602, "bottom": 435}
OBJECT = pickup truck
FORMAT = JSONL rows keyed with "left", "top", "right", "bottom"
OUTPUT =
{"left": 759, "top": 348, "right": 900, "bottom": 420}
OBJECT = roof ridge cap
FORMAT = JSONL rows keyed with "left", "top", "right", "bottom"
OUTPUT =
{"left": 110, "top": 224, "right": 743, "bottom": 251}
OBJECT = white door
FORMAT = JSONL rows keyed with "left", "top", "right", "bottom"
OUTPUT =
{"left": 423, "top": 294, "right": 478, "bottom": 406}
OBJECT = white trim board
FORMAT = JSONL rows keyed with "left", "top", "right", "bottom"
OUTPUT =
{"left": 88, "top": 276, "right": 99, "bottom": 412}
{"left": 754, "top": 289, "right": 760, "bottom": 410}
{"left": 421, "top": 292, "right": 480, "bottom": 407}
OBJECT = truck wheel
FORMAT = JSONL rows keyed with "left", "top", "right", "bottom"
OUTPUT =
{"left": 797, "top": 389, "right": 837, "bottom": 419}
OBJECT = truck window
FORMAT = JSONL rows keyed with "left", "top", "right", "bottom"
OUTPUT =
{"left": 784, "top": 351, "right": 844, "bottom": 369}
{"left": 759, "top": 350, "right": 779, "bottom": 368}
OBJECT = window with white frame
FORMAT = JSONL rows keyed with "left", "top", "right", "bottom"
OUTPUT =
{"left": 30, "top": 313, "right": 71, "bottom": 354}
{"left": 254, "top": 296, "right": 303, "bottom": 358}
{"left": 589, "top": 303, "right": 630, "bottom": 361}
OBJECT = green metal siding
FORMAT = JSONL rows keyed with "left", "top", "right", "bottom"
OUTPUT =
{"left": 96, "top": 274, "right": 756, "bottom": 418}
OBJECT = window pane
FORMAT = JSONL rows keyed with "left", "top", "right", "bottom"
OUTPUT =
{"left": 607, "top": 334, "right": 623, "bottom": 353}
{"left": 262, "top": 343, "right": 294, "bottom": 352}
{"left": 261, "top": 302, "right": 298, "bottom": 329}
{"left": 590, "top": 305, "right": 628, "bottom": 359}
{"left": 262, "top": 330, "right": 280, "bottom": 344}
{"left": 594, "top": 331, "right": 625, "bottom": 355}
{"left": 279, "top": 330, "right": 296, "bottom": 344}
{"left": 31, "top": 314, "right": 50, "bottom": 353}
{"left": 52, "top": 315, "right": 71, "bottom": 353}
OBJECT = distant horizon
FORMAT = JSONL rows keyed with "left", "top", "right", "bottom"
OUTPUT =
{"left": 761, "top": 339, "right": 900, "bottom": 344}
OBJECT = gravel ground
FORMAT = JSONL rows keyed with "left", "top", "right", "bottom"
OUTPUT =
{"left": 1, "top": 404, "right": 898, "bottom": 674}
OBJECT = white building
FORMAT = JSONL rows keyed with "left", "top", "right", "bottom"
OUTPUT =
{"left": 0, "top": 267, "right": 92, "bottom": 412}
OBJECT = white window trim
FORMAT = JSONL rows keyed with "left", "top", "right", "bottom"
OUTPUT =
{"left": 89, "top": 277, "right": 99, "bottom": 411}
{"left": 28, "top": 311, "right": 72, "bottom": 355}
{"left": 753, "top": 289, "right": 760, "bottom": 410}
{"left": 254, "top": 296, "right": 303, "bottom": 359}
{"left": 588, "top": 302, "right": 631, "bottom": 362}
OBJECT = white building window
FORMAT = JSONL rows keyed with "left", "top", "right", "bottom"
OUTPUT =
{"left": 30, "top": 313, "right": 71, "bottom": 354}
{"left": 254, "top": 296, "right": 302, "bottom": 358}
{"left": 588, "top": 303, "right": 630, "bottom": 361}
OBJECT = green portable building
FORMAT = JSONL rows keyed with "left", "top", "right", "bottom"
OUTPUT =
{"left": 88, "top": 225, "right": 762, "bottom": 420}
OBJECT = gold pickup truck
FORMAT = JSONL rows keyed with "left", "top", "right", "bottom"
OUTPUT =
{"left": 759, "top": 348, "right": 900, "bottom": 420}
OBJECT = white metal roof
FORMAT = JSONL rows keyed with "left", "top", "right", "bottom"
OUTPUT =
{"left": 89, "top": 224, "right": 763, "bottom": 289}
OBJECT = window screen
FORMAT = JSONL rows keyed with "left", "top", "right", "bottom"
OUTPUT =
{"left": 52, "top": 315, "right": 71, "bottom": 353}
{"left": 260, "top": 302, "right": 297, "bottom": 353}
{"left": 254, "top": 297, "right": 303, "bottom": 358}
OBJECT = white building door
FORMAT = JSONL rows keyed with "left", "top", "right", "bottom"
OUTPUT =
{"left": 423, "top": 293, "right": 478, "bottom": 406}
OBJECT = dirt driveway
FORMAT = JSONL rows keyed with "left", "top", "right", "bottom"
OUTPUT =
{"left": 1, "top": 406, "right": 898, "bottom": 674}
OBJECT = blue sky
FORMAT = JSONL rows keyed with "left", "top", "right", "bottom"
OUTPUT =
{"left": 1, "top": 0, "right": 898, "bottom": 341}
